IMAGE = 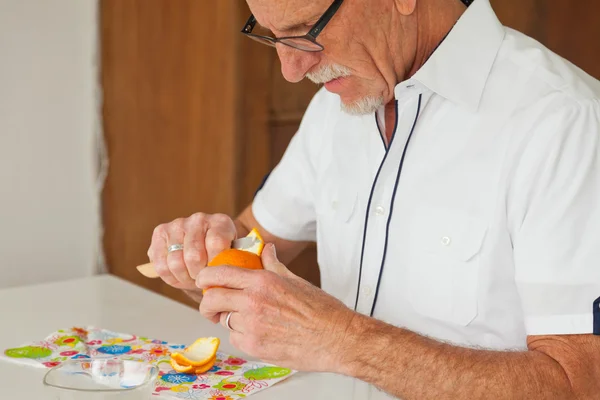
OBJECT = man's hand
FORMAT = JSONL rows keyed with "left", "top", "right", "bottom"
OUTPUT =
{"left": 196, "top": 243, "right": 357, "bottom": 372}
{"left": 147, "top": 213, "right": 237, "bottom": 291}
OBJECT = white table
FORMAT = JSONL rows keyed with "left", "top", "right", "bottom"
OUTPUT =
{"left": 0, "top": 274, "right": 390, "bottom": 399}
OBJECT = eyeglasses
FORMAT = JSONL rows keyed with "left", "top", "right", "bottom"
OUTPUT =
{"left": 240, "top": 0, "right": 344, "bottom": 52}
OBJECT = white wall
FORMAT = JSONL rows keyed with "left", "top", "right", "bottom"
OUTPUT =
{"left": 0, "top": 0, "right": 103, "bottom": 288}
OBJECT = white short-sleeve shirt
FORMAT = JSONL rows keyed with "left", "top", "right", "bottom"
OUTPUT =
{"left": 252, "top": 0, "right": 600, "bottom": 350}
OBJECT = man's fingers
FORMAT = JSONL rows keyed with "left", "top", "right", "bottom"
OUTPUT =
{"left": 261, "top": 243, "right": 292, "bottom": 277}
{"left": 149, "top": 224, "right": 178, "bottom": 286}
{"left": 166, "top": 219, "right": 194, "bottom": 284}
{"left": 183, "top": 215, "right": 209, "bottom": 278}
{"left": 199, "top": 287, "right": 245, "bottom": 322}
{"left": 219, "top": 310, "right": 245, "bottom": 333}
{"left": 205, "top": 215, "right": 237, "bottom": 262}
{"left": 196, "top": 265, "right": 259, "bottom": 291}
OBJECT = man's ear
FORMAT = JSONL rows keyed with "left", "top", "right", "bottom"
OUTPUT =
{"left": 394, "top": 0, "right": 417, "bottom": 16}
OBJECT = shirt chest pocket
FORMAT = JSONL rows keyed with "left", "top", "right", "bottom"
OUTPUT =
{"left": 315, "top": 177, "right": 362, "bottom": 298}
{"left": 405, "top": 208, "right": 488, "bottom": 326}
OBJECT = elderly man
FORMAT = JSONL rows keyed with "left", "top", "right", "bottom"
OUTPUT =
{"left": 147, "top": 0, "right": 600, "bottom": 398}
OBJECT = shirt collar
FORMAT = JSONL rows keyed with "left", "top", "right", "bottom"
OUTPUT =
{"left": 397, "top": 0, "right": 505, "bottom": 111}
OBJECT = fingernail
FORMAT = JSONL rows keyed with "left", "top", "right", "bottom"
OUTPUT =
{"left": 271, "top": 243, "right": 277, "bottom": 257}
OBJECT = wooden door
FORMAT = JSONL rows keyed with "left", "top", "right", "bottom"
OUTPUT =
{"left": 101, "top": 0, "right": 269, "bottom": 306}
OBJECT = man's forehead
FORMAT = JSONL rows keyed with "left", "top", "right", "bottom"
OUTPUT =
{"left": 247, "top": 0, "right": 331, "bottom": 30}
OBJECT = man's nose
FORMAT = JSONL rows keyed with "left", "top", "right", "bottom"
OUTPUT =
{"left": 276, "top": 44, "right": 320, "bottom": 83}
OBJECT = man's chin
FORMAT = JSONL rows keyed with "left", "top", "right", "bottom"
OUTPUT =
{"left": 340, "top": 96, "right": 384, "bottom": 116}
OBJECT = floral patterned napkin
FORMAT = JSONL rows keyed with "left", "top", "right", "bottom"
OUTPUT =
{"left": 1, "top": 326, "right": 294, "bottom": 399}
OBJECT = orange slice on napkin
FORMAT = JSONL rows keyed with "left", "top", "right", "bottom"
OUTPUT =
{"left": 171, "top": 337, "right": 220, "bottom": 367}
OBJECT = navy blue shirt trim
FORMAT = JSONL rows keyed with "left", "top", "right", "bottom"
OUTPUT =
{"left": 370, "top": 94, "right": 423, "bottom": 317}
{"left": 254, "top": 171, "right": 271, "bottom": 198}
{"left": 594, "top": 296, "right": 600, "bottom": 335}
{"left": 355, "top": 100, "right": 400, "bottom": 311}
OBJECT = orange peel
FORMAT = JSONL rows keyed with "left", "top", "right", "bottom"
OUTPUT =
{"left": 170, "top": 337, "right": 220, "bottom": 367}
{"left": 170, "top": 358, "right": 194, "bottom": 373}
{"left": 244, "top": 228, "right": 265, "bottom": 256}
{"left": 191, "top": 355, "right": 216, "bottom": 374}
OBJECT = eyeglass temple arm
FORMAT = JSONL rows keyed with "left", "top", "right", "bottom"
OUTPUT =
{"left": 307, "top": 0, "right": 344, "bottom": 38}
{"left": 242, "top": 15, "right": 257, "bottom": 33}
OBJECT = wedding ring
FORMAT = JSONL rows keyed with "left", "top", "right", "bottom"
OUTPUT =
{"left": 225, "top": 311, "right": 234, "bottom": 331}
{"left": 167, "top": 244, "right": 184, "bottom": 253}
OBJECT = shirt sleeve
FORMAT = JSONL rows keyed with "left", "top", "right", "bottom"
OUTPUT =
{"left": 252, "top": 88, "right": 334, "bottom": 242}
{"left": 509, "top": 98, "right": 600, "bottom": 336}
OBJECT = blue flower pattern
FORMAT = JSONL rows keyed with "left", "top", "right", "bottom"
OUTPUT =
{"left": 161, "top": 373, "right": 197, "bottom": 384}
{"left": 96, "top": 345, "right": 131, "bottom": 355}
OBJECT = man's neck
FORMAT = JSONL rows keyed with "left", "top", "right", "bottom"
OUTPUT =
{"left": 385, "top": 0, "right": 467, "bottom": 109}
{"left": 405, "top": 0, "right": 467, "bottom": 79}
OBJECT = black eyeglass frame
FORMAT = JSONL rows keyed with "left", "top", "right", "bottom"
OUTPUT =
{"left": 240, "top": 0, "right": 344, "bottom": 52}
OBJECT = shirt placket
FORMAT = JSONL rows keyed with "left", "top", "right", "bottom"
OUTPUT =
{"left": 355, "top": 85, "right": 426, "bottom": 316}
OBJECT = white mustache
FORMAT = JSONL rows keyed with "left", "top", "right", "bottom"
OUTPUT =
{"left": 306, "top": 64, "right": 351, "bottom": 84}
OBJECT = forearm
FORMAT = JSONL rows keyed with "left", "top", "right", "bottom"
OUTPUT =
{"left": 340, "top": 315, "right": 575, "bottom": 400}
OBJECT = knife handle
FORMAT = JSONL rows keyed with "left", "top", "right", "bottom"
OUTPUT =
{"left": 136, "top": 263, "right": 160, "bottom": 278}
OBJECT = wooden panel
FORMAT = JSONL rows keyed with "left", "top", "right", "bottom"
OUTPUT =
{"left": 543, "top": 2, "right": 600, "bottom": 79}
{"left": 270, "top": 57, "right": 320, "bottom": 123}
{"left": 101, "top": 0, "right": 241, "bottom": 306}
{"left": 490, "top": 0, "right": 542, "bottom": 39}
{"left": 491, "top": 0, "right": 600, "bottom": 79}
{"left": 235, "top": 4, "right": 274, "bottom": 209}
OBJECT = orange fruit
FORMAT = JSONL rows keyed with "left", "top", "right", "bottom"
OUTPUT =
{"left": 171, "top": 337, "right": 220, "bottom": 367}
{"left": 207, "top": 249, "right": 263, "bottom": 270}
{"left": 203, "top": 228, "right": 264, "bottom": 293}
{"left": 208, "top": 228, "right": 265, "bottom": 270}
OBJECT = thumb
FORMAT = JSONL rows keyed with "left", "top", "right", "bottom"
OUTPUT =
{"left": 261, "top": 243, "right": 291, "bottom": 276}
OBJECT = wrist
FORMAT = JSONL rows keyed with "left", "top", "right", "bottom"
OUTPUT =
{"left": 334, "top": 313, "right": 404, "bottom": 380}
{"left": 331, "top": 311, "right": 370, "bottom": 376}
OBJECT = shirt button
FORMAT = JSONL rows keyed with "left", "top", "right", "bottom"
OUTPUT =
{"left": 362, "top": 286, "right": 373, "bottom": 296}
{"left": 331, "top": 201, "right": 339, "bottom": 210}
{"left": 374, "top": 206, "right": 386, "bottom": 216}
{"left": 441, "top": 236, "right": 452, "bottom": 246}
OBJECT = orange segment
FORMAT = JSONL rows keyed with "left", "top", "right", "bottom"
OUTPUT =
{"left": 170, "top": 337, "right": 220, "bottom": 367}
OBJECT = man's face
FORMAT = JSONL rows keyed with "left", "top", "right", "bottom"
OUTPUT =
{"left": 247, "top": 0, "right": 397, "bottom": 115}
